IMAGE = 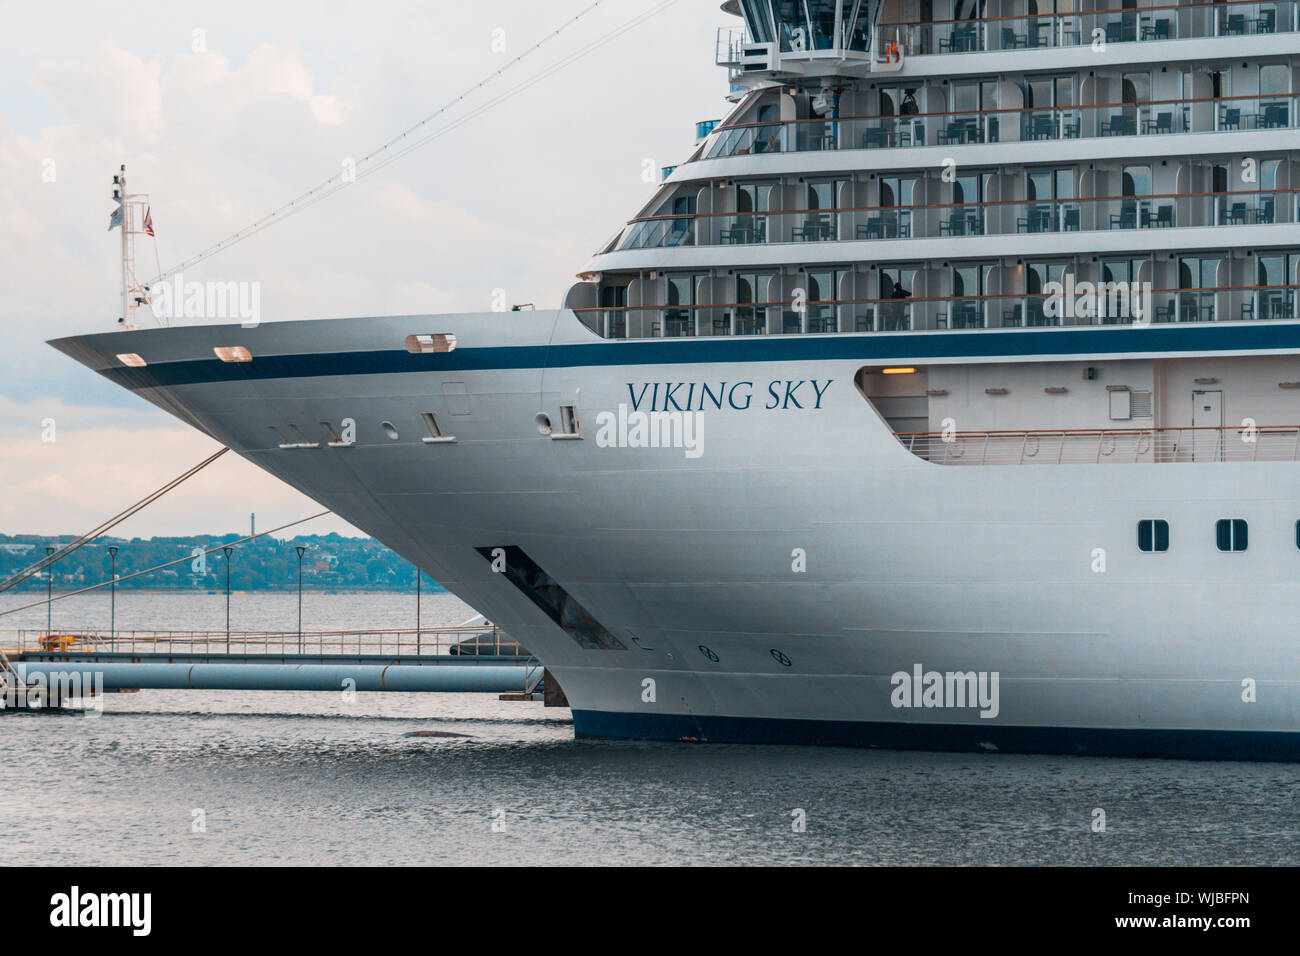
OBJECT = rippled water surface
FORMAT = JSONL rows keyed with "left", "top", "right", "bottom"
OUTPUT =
{"left": 4, "top": 592, "right": 1299, "bottom": 865}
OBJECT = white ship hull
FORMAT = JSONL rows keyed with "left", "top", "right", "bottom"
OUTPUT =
{"left": 52, "top": 310, "right": 1300, "bottom": 759}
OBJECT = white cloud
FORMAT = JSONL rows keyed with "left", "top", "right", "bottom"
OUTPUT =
{"left": 0, "top": 396, "right": 358, "bottom": 538}
{"left": 1, "top": 0, "right": 732, "bottom": 536}
{"left": 33, "top": 41, "right": 165, "bottom": 144}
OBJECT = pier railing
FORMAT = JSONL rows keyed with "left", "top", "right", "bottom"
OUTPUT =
{"left": 0, "top": 625, "right": 527, "bottom": 658}
{"left": 897, "top": 424, "right": 1300, "bottom": 465}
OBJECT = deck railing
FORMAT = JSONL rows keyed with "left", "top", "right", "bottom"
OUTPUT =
{"left": 897, "top": 425, "right": 1300, "bottom": 465}
{"left": 0, "top": 625, "right": 526, "bottom": 657}
{"left": 575, "top": 283, "right": 1300, "bottom": 339}
{"left": 879, "top": 0, "right": 1297, "bottom": 54}
{"left": 703, "top": 91, "right": 1299, "bottom": 162}
{"left": 619, "top": 185, "right": 1300, "bottom": 251}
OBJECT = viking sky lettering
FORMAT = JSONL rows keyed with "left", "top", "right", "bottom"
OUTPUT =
{"left": 627, "top": 380, "right": 833, "bottom": 412}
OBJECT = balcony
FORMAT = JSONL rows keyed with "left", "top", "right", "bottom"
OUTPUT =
{"left": 616, "top": 186, "right": 1298, "bottom": 252}
{"left": 702, "top": 92, "right": 1296, "bottom": 161}
{"left": 880, "top": 0, "right": 1296, "bottom": 57}
{"left": 575, "top": 284, "right": 1300, "bottom": 339}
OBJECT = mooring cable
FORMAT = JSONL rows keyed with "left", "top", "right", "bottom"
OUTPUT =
{"left": 145, "top": 0, "right": 646, "bottom": 286}
{"left": 0, "top": 447, "right": 230, "bottom": 595}
{"left": 0, "top": 510, "right": 332, "bottom": 620}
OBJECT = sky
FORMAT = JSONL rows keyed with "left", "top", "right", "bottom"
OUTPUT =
{"left": 0, "top": 0, "right": 732, "bottom": 538}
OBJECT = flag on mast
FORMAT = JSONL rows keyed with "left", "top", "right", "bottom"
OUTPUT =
{"left": 143, "top": 206, "right": 155, "bottom": 237}
{"left": 108, "top": 205, "right": 123, "bottom": 231}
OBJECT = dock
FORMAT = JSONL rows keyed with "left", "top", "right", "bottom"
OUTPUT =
{"left": 0, "top": 626, "right": 547, "bottom": 707}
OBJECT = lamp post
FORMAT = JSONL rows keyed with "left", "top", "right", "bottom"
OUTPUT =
{"left": 44, "top": 545, "right": 55, "bottom": 638}
{"left": 222, "top": 546, "right": 234, "bottom": 651}
{"left": 108, "top": 545, "right": 119, "bottom": 650}
{"left": 296, "top": 545, "right": 306, "bottom": 654}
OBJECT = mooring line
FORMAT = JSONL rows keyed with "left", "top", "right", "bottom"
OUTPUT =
{"left": 0, "top": 447, "right": 230, "bottom": 595}
{"left": 0, "top": 510, "right": 331, "bottom": 620}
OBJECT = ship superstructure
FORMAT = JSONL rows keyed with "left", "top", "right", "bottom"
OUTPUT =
{"left": 53, "top": 0, "right": 1300, "bottom": 758}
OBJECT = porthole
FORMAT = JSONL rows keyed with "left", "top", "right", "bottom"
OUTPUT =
{"left": 770, "top": 648, "right": 792, "bottom": 667}
{"left": 698, "top": 644, "right": 719, "bottom": 663}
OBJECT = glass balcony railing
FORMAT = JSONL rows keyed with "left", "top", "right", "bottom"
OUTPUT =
{"left": 617, "top": 216, "right": 696, "bottom": 251}
{"left": 575, "top": 285, "right": 1300, "bottom": 339}
{"left": 880, "top": 0, "right": 1296, "bottom": 56}
{"left": 617, "top": 187, "right": 1298, "bottom": 251}
{"left": 702, "top": 93, "right": 1297, "bottom": 161}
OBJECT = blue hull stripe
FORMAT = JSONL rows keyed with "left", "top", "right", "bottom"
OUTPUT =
{"left": 571, "top": 710, "right": 1300, "bottom": 762}
{"left": 72, "top": 321, "right": 1300, "bottom": 392}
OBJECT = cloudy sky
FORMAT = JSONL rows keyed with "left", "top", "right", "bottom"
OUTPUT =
{"left": 1, "top": 0, "right": 731, "bottom": 538}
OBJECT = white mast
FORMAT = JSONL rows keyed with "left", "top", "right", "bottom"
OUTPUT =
{"left": 111, "top": 164, "right": 156, "bottom": 330}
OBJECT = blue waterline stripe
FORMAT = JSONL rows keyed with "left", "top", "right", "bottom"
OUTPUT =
{"left": 92, "top": 323, "right": 1300, "bottom": 391}
{"left": 571, "top": 710, "right": 1300, "bottom": 761}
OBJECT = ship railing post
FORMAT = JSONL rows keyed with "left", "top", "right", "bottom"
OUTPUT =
{"left": 982, "top": 432, "right": 990, "bottom": 465}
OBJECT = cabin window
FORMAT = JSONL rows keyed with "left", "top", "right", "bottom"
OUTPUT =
{"left": 806, "top": 179, "right": 843, "bottom": 212}
{"left": 1137, "top": 520, "right": 1169, "bottom": 553}
{"left": 844, "top": 0, "right": 873, "bottom": 50}
{"left": 880, "top": 175, "right": 917, "bottom": 208}
{"left": 806, "top": 269, "right": 842, "bottom": 333}
{"left": 1216, "top": 519, "right": 1248, "bottom": 552}
{"left": 558, "top": 405, "right": 581, "bottom": 437}
{"left": 736, "top": 272, "right": 773, "bottom": 335}
{"left": 664, "top": 274, "right": 702, "bottom": 337}
{"left": 737, "top": 182, "right": 775, "bottom": 215}
{"left": 600, "top": 286, "right": 628, "bottom": 339}
{"left": 1260, "top": 63, "right": 1289, "bottom": 97}
{"left": 740, "top": 0, "right": 775, "bottom": 44}
{"left": 878, "top": 85, "right": 921, "bottom": 117}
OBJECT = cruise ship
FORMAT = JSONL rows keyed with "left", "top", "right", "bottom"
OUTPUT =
{"left": 52, "top": 0, "right": 1300, "bottom": 759}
